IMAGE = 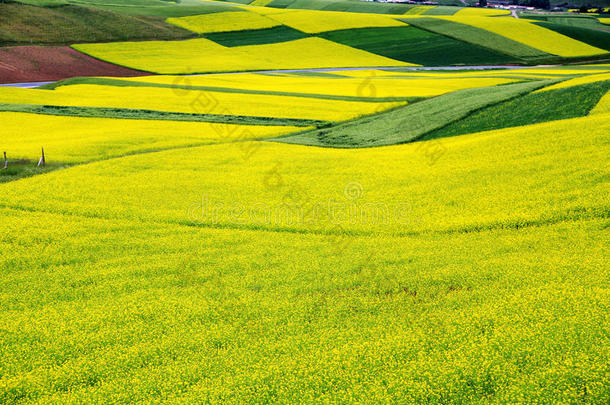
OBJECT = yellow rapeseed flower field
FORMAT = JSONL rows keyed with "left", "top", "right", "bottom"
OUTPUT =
{"left": 252, "top": 9, "right": 406, "bottom": 33}
{"left": 73, "top": 37, "right": 411, "bottom": 74}
{"left": 589, "top": 90, "right": 610, "bottom": 114}
{"left": 332, "top": 66, "right": 610, "bottom": 80}
{"left": 535, "top": 72, "right": 610, "bottom": 92}
{"left": 403, "top": 5, "right": 435, "bottom": 15}
{"left": 455, "top": 8, "right": 511, "bottom": 16}
{"left": 249, "top": 0, "right": 274, "bottom": 5}
{"left": 124, "top": 72, "right": 521, "bottom": 98}
{"left": 1, "top": 205, "right": 606, "bottom": 403}
{"left": 438, "top": 16, "right": 607, "bottom": 57}
{"left": 167, "top": 11, "right": 279, "bottom": 33}
{"left": 3, "top": 112, "right": 607, "bottom": 235}
{"left": 0, "top": 84, "right": 404, "bottom": 121}
{"left": 0, "top": 67, "right": 608, "bottom": 403}
{"left": 2, "top": 1, "right": 609, "bottom": 398}
{"left": 0, "top": 112, "right": 302, "bottom": 163}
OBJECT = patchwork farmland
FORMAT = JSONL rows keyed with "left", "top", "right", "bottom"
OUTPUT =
{"left": 0, "top": 0, "right": 609, "bottom": 403}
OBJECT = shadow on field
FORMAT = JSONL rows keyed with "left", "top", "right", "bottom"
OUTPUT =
{"left": 0, "top": 159, "right": 69, "bottom": 184}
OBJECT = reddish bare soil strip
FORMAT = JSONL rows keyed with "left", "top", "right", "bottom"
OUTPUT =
{"left": 0, "top": 46, "right": 150, "bottom": 84}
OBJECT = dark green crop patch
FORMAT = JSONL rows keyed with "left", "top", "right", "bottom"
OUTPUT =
{"left": 422, "top": 80, "right": 610, "bottom": 140}
{"left": 204, "top": 25, "right": 308, "bottom": 47}
{"left": 273, "top": 80, "right": 551, "bottom": 148}
{"left": 319, "top": 26, "right": 517, "bottom": 66}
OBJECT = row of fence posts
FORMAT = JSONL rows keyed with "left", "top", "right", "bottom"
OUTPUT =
{"left": 1, "top": 147, "right": 45, "bottom": 170}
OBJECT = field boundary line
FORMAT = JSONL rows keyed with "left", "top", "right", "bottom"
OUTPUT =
{"left": 0, "top": 202, "right": 606, "bottom": 240}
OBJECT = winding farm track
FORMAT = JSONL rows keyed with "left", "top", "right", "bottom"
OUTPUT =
{"left": 0, "top": 65, "right": 537, "bottom": 87}
{"left": 197, "top": 65, "right": 534, "bottom": 75}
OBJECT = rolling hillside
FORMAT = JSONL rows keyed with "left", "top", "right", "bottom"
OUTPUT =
{"left": 65, "top": 3, "right": 609, "bottom": 75}
{"left": 1, "top": 66, "right": 609, "bottom": 401}
{"left": 2, "top": 0, "right": 609, "bottom": 82}
{"left": 0, "top": 2, "right": 196, "bottom": 45}
{"left": 0, "top": 2, "right": 609, "bottom": 403}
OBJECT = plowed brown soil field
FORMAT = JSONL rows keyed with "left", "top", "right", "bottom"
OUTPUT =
{"left": 0, "top": 46, "right": 149, "bottom": 83}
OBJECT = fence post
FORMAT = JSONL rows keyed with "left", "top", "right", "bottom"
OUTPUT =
{"left": 3, "top": 152, "right": 6, "bottom": 169}
{"left": 38, "top": 146, "right": 45, "bottom": 167}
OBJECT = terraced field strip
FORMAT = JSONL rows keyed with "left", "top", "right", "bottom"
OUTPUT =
{"left": 0, "top": 2, "right": 194, "bottom": 45}
{"left": 455, "top": 8, "right": 510, "bottom": 16}
{"left": 423, "top": 79, "right": 610, "bottom": 140}
{"left": 274, "top": 79, "right": 553, "bottom": 148}
{"left": 249, "top": 8, "right": 406, "bottom": 33}
{"left": 347, "top": 66, "right": 608, "bottom": 80}
{"left": 0, "top": 84, "right": 405, "bottom": 122}
{"left": 438, "top": 16, "right": 607, "bottom": 57}
{"left": 73, "top": 37, "right": 411, "bottom": 74}
{"left": 203, "top": 25, "right": 308, "bottom": 46}
{"left": 118, "top": 72, "right": 522, "bottom": 99}
{"left": 535, "top": 71, "right": 610, "bottom": 91}
{"left": 0, "top": 104, "right": 326, "bottom": 127}
{"left": 318, "top": 26, "right": 517, "bottom": 65}
{"left": 167, "top": 11, "right": 280, "bottom": 33}
{"left": 263, "top": 0, "right": 416, "bottom": 14}
{"left": 250, "top": 0, "right": 274, "bottom": 5}
{"left": 403, "top": 5, "right": 435, "bottom": 15}
{"left": 535, "top": 18, "right": 610, "bottom": 51}
{"left": 532, "top": 21, "right": 610, "bottom": 52}
{"left": 41, "top": 77, "right": 417, "bottom": 103}
{"left": 402, "top": 17, "right": 552, "bottom": 61}
{"left": 421, "top": 6, "right": 461, "bottom": 15}
{"left": 0, "top": 111, "right": 304, "bottom": 163}
{"left": 589, "top": 89, "right": 610, "bottom": 114}
{"left": 530, "top": 16, "right": 610, "bottom": 31}
{"left": 67, "top": 0, "right": 243, "bottom": 16}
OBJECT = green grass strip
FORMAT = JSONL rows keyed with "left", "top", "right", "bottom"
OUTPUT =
{"left": 204, "top": 25, "right": 308, "bottom": 47}
{"left": 67, "top": 0, "right": 243, "bottom": 17}
{"left": 0, "top": 103, "right": 328, "bottom": 127}
{"left": 421, "top": 6, "right": 461, "bottom": 15}
{"left": 40, "top": 77, "right": 420, "bottom": 103}
{"left": 422, "top": 79, "right": 610, "bottom": 140}
{"left": 272, "top": 79, "right": 556, "bottom": 148}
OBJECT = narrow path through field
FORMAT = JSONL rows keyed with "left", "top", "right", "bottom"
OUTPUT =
{"left": 0, "top": 65, "right": 537, "bottom": 87}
